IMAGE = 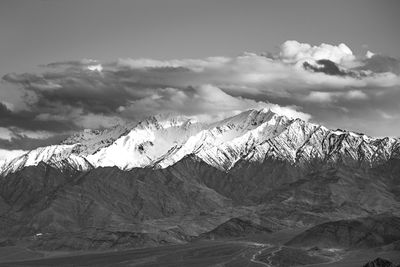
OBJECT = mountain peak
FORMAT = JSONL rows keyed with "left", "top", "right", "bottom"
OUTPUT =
{"left": 138, "top": 113, "right": 197, "bottom": 130}
{"left": 211, "top": 108, "right": 282, "bottom": 129}
{"left": 1, "top": 109, "right": 399, "bottom": 176}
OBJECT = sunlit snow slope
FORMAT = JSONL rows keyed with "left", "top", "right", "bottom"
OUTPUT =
{"left": 1, "top": 108, "right": 399, "bottom": 176}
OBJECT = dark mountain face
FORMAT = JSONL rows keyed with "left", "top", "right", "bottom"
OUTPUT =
{"left": 363, "top": 257, "right": 399, "bottom": 267}
{"left": 194, "top": 156, "right": 400, "bottom": 217}
{"left": 286, "top": 215, "right": 400, "bottom": 249}
{"left": 1, "top": 111, "right": 399, "bottom": 253}
{"left": 0, "top": 161, "right": 230, "bottom": 238}
{"left": 372, "top": 158, "right": 400, "bottom": 201}
{"left": 198, "top": 217, "right": 271, "bottom": 240}
{"left": 0, "top": 163, "right": 77, "bottom": 238}
{"left": 0, "top": 152, "right": 399, "bottom": 251}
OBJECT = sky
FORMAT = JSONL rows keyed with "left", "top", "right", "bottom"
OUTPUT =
{"left": 0, "top": 0, "right": 400, "bottom": 158}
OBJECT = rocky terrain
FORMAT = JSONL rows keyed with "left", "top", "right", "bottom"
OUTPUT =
{"left": 198, "top": 217, "right": 272, "bottom": 239}
{"left": 363, "top": 258, "right": 400, "bottom": 267}
{"left": 286, "top": 215, "right": 400, "bottom": 249}
{"left": 0, "top": 108, "right": 399, "bottom": 265}
{"left": 1, "top": 108, "right": 399, "bottom": 176}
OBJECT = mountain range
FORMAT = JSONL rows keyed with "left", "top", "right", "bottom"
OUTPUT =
{"left": 0, "top": 108, "right": 399, "bottom": 265}
{"left": 1, "top": 108, "right": 399, "bottom": 176}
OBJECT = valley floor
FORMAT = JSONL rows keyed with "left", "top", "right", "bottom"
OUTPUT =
{"left": 0, "top": 240, "right": 270, "bottom": 267}
{"left": 0, "top": 236, "right": 399, "bottom": 267}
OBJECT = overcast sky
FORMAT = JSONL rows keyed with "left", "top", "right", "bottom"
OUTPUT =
{"left": 0, "top": 0, "right": 400, "bottom": 156}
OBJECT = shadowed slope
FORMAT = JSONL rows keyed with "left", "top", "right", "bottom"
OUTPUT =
{"left": 286, "top": 215, "right": 400, "bottom": 249}
{"left": 198, "top": 217, "right": 271, "bottom": 239}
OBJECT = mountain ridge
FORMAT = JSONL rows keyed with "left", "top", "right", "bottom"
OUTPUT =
{"left": 1, "top": 108, "right": 399, "bottom": 176}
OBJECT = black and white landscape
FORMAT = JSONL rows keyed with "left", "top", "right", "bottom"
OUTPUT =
{"left": 0, "top": 1, "right": 400, "bottom": 266}
{"left": 0, "top": 109, "right": 400, "bottom": 266}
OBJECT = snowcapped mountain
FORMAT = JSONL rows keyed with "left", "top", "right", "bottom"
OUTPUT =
{"left": 86, "top": 114, "right": 203, "bottom": 170}
{"left": 1, "top": 108, "right": 399, "bottom": 176}
{"left": 0, "top": 145, "right": 92, "bottom": 176}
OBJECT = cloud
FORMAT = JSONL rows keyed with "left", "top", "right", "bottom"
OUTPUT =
{"left": 0, "top": 39, "right": 400, "bottom": 150}
{"left": 0, "top": 102, "right": 75, "bottom": 132}
{"left": 279, "top": 40, "right": 355, "bottom": 64}
{"left": 44, "top": 58, "right": 101, "bottom": 69}
{"left": 305, "top": 90, "right": 368, "bottom": 103}
{"left": 0, "top": 101, "right": 15, "bottom": 111}
{"left": 378, "top": 110, "right": 395, "bottom": 120}
{"left": 357, "top": 54, "right": 400, "bottom": 74}
{"left": 0, "top": 130, "right": 69, "bottom": 151}
{"left": 0, "top": 127, "right": 14, "bottom": 141}
{"left": 303, "top": 59, "right": 350, "bottom": 76}
{"left": 117, "top": 57, "right": 230, "bottom": 72}
{"left": 346, "top": 90, "right": 368, "bottom": 100}
{"left": 121, "top": 84, "right": 310, "bottom": 122}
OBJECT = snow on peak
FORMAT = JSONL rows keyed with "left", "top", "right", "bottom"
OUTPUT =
{"left": 0, "top": 145, "right": 92, "bottom": 176}
{"left": 136, "top": 113, "right": 196, "bottom": 130}
{"left": 85, "top": 114, "right": 203, "bottom": 170}
{"left": 1, "top": 108, "right": 399, "bottom": 176}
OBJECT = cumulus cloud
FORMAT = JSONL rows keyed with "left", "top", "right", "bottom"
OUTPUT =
{"left": 279, "top": 40, "right": 355, "bottom": 64}
{"left": 1, "top": 40, "right": 400, "bottom": 150}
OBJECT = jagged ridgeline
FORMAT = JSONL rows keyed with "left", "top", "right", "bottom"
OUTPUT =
{"left": 1, "top": 108, "right": 399, "bottom": 175}
{"left": 0, "top": 108, "right": 399, "bottom": 253}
